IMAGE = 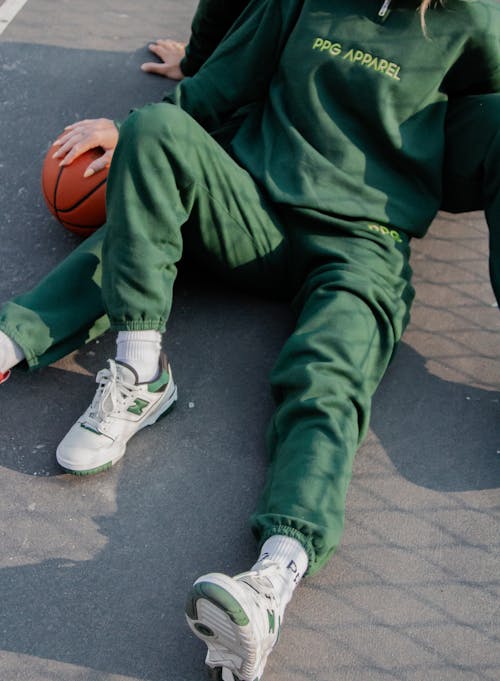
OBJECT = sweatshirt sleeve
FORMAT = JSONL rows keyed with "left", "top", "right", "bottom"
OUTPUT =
{"left": 164, "top": 0, "right": 301, "bottom": 130}
{"left": 443, "top": 0, "right": 500, "bottom": 97}
{"left": 180, "top": 0, "right": 251, "bottom": 77}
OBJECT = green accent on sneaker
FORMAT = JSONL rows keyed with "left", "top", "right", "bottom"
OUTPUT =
{"left": 127, "top": 398, "right": 150, "bottom": 415}
{"left": 267, "top": 609, "right": 276, "bottom": 634}
{"left": 187, "top": 583, "right": 250, "bottom": 627}
{"left": 60, "top": 460, "right": 113, "bottom": 476}
{"left": 157, "top": 400, "right": 176, "bottom": 421}
{"left": 80, "top": 424, "right": 102, "bottom": 435}
{"left": 147, "top": 369, "right": 169, "bottom": 393}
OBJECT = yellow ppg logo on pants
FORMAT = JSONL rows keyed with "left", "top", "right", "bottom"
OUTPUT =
{"left": 368, "top": 223, "right": 403, "bottom": 243}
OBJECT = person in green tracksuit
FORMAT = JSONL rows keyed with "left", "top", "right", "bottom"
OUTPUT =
{"left": 143, "top": 0, "right": 500, "bottom": 255}
{"left": 0, "top": 2, "right": 499, "bottom": 679}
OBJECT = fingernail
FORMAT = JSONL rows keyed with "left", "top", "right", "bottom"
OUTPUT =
{"left": 83, "top": 168, "right": 94, "bottom": 178}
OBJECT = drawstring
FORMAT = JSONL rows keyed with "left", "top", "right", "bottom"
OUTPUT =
{"left": 378, "top": 0, "right": 392, "bottom": 19}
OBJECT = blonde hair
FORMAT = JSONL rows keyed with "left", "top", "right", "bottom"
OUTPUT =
{"left": 419, "top": 0, "right": 445, "bottom": 34}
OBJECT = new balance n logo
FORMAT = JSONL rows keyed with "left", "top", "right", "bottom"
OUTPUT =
{"left": 127, "top": 398, "right": 150, "bottom": 415}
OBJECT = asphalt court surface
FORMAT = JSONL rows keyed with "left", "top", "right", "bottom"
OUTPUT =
{"left": 0, "top": 2, "right": 499, "bottom": 681}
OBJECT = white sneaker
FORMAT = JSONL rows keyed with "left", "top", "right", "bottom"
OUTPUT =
{"left": 186, "top": 563, "right": 286, "bottom": 681}
{"left": 56, "top": 353, "right": 177, "bottom": 475}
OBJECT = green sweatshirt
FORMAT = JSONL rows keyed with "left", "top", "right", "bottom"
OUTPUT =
{"left": 167, "top": 0, "right": 499, "bottom": 237}
{"left": 180, "top": 0, "right": 250, "bottom": 76}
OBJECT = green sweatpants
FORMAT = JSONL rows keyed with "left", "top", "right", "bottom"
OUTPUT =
{"left": 0, "top": 103, "right": 414, "bottom": 574}
{"left": 0, "top": 95, "right": 496, "bottom": 574}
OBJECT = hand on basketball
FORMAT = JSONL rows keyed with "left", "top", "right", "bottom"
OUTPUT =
{"left": 141, "top": 39, "right": 186, "bottom": 80}
{"left": 52, "top": 118, "right": 119, "bottom": 178}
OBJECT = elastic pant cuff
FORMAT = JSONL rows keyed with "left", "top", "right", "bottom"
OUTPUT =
{"left": 0, "top": 321, "right": 38, "bottom": 369}
{"left": 110, "top": 321, "right": 166, "bottom": 332}
{"left": 257, "top": 525, "right": 316, "bottom": 577}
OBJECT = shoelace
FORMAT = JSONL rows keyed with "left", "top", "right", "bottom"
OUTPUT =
{"left": 83, "top": 361, "right": 137, "bottom": 432}
{"left": 239, "top": 564, "right": 283, "bottom": 600}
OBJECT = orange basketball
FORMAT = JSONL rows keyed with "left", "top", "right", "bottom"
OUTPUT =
{"left": 41, "top": 142, "right": 108, "bottom": 237}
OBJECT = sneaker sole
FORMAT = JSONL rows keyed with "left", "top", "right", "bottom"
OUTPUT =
{"left": 207, "top": 666, "right": 241, "bottom": 681}
{"left": 58, "top": 384, "right": 177, "bottom": 476}
{"left": 186, "top": 575, "right": 266, "bottom": 681}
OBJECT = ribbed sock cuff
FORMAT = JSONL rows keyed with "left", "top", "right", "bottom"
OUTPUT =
{"left": 255, "top": 535, "right": 309, "bottom": 580}
{"left": 252, "top": 535, "right": 309, "bottom": 611}
{"left": 115, "top": 330, "right": 162, "bottom": 382}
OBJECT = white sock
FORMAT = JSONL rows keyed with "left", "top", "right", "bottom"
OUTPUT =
{"left": 115, "top": 330, "right": 162, "bottom": 382}
{"left": 0, "top": 330, "right": 25, "bottom": 372}
{"left": 252, "top": 535, "right": 309, "bottom": 609}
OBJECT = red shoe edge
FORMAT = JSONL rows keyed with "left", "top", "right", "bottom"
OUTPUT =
{"left": 0, "top": 369, "right": 11, "bottom": 384}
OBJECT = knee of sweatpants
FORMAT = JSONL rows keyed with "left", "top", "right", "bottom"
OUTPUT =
{"left": 118, "top": 102, "right": 189, "bottom": 149}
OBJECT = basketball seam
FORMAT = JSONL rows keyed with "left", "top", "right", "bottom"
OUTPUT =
{"left": 54, "top": 176, "right": 107, "bottom": 214}
{"left": 52, "top": 164, "right": 64, "bottom": 224}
